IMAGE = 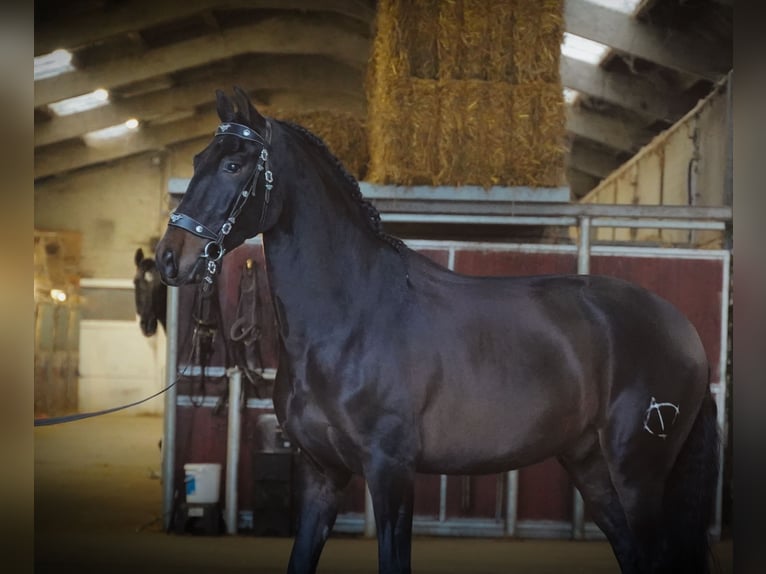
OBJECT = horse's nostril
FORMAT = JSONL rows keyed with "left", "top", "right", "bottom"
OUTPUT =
{"left": 162, "top": 249, "right": 178, "bottom": 279}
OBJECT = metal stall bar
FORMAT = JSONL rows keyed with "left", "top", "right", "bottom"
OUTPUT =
{"left": 712, "top": 250, "right": 731, "bottom": 540}
{"left": 571, "top": 216, "right": 592, "bottom": 539}
{"left": 505, "top": 470, "right": 519, "bottom": 536}
{"left": 162, "top": 286, "right": 179, "bottom": 531}
{"left": 225, "top": 367, "right": 243, "bottom": 534}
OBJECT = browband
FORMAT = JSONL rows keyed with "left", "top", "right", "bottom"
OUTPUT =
{"left": 216, "top": 122, "right": 267, "bottom": 144}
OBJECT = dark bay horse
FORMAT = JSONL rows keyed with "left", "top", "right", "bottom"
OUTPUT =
{"left": 134, "top": 247, "right": 167, "bottom": 336}
{"left": 155, "top": 87, "right": 719, "bottom": 574}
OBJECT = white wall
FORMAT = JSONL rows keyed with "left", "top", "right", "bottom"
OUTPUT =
{"left": 35, "top": 153, "right": 166, "bottom": 278}
{"left": 35, "top": 150, "right": 191, "bottom": 416}
{"left": 78, "top": 319, "right": 166, "bottom": 415}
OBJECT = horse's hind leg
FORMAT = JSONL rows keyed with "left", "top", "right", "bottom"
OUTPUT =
{"left": 287, "top": 456, "right": 350, "bottom": 574}
{"left": 605, "top": 392, "right": 719, "bottom": 574}
{"left": 559, "top": 430, "right": 641, "bottom": 573}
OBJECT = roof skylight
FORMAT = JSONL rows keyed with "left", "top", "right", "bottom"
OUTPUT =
{"left": 83, "top": 119, "right": 140, "bottom": 146}
{"left": 34, "top": 49, "right": 75, "bottom": 81}
{"left": 48, "top": 89, "right": 110, "bottom": 117}
{"left": 561, "top": 33, "right": 610, "bottom": 65}
{"left": 585, "top": 0, "right": 642, "bottom": 15}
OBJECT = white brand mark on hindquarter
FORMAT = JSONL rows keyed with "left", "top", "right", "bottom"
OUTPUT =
{"left": 643, "top": 396, "right": 680, "bottom": 439}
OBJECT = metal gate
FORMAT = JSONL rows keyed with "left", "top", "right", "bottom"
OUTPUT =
{"left": 160, "top": 197, "right": 731, "bottom": 540}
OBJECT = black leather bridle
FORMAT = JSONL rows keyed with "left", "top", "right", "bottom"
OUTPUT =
{"left": 167, "top": 121, "right": 273, "bottom": 291}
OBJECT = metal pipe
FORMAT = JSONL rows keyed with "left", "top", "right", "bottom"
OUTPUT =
{"left": 225, "top": 367, "right": 242, "bottom": 534}
{"left": 364, "top": 483, "right": 376, "bottom": 537}
{"left": 572, "top": 491, "right": 585, "bottom": 540}
{"left": 372, "top": 199, "right": 732, "bottom": 222}
{"left": 381, "top": 213, "right": 578, "bottom": 227}
{"left": 577, "top": 216, "right": 591, "bottom": 275}
{"left": 505, "top": 470, "right": 519, "bottom": 537}
{"left": 590, "top": 218, "right": 726, "bottom": 230}
{"left": 573, "top": 217, "right": 590, "bottom": 538}
{"left": 711, "top": 250, "right": 731, "bottom": 540}
{"left": 439, "top": 475, "right": 448, "bottom": 522}
{"left": 161, "top": 285, "right": 179, "bottom": 531}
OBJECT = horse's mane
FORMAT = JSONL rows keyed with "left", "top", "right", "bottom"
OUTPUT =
{"left": 278, "top": 119, "right": 405, "bottom": 253}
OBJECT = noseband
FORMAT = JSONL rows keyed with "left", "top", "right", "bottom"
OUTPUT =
{"left": 168, "top": 121, "right": 274, "bottom": 291}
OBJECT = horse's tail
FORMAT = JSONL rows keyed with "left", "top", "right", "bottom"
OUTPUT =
{"left": 662, "top": 385, "right": 720, "bottom": 573}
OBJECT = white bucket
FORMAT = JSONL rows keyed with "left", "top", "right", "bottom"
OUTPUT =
{"left": 184, "top": 463, "right": 222, "bottom": 504}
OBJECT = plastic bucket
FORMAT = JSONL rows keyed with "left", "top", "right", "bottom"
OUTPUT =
{"left": 184, "top": 463, "right": 222, "bottom": 504}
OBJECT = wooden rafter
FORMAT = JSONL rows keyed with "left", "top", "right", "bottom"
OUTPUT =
{"left": 35, "top": 17, "right": 370, "bottom": 108}
{"left": 566, "top": 106, "right": 653, "bottom": 154}
{"left": 565, "top": 0, "right": 731, "bottom": 80}
{"left": 34, "top": 0, "right": 375, "bottom": 56}
{"left": 35, "top": 57, "right": 364, "bottom": 147}
{"left": 560, "top": 56, "right": 693, "bottom": 121}
{"left": 567, "top": 144, "right": 623, "bottom": 179}
{"left": 34, "top": 92, "right": 360, "bottom": 179}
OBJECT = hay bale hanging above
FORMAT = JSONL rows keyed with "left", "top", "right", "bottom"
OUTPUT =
{"left": 367, "top": 0, "right": 567, "bottom": 188}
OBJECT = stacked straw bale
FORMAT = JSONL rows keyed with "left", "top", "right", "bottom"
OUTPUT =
{"left": 367, "top": 0, "right": 567, "bottom": 188}
{"left": 271, "top": 109, "right": 369, "bottom": 181}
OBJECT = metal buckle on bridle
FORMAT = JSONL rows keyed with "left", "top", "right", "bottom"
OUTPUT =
{"left": 203, "top": 241, "right": 224, "bottom": 262}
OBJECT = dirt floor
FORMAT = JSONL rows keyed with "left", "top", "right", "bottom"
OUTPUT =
{"left": 34, "top": 414, "right": 733, "bottom": 574}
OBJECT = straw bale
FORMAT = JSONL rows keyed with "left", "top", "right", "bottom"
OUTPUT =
{"left": 369, "top": 79, "right": 566, "bottom": 187}
{"left": 367, "top": 79, "right": 441, "bottom": 185}
{"left": 506, "top": 81, "right": 567, "bottom": 185}
{"left": 271, "top": 110, "right": 369, "bottom": 180}
{"left": 437, "top": 0, "right": 517, "bottom": 81}
{"left": 367, "top": 0, "right": 566, "bottom": 187}
{"left": 511, "top": 0, "right": 564, "bottom": 84}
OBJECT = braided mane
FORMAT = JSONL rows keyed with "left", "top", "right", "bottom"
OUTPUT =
{"left": 278, "top": 119, "right": 405, "bottom": 253}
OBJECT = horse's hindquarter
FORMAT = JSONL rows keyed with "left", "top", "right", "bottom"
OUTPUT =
{"left": 406, "top": 269, "right": 613, "bottom": 474}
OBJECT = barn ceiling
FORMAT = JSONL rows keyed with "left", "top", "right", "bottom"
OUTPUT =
{"left": 33, "top": 0, "right": 733, "bottom": 199}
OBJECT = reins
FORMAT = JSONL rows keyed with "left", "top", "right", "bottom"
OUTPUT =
{"left": 168, "top": 121, "right": 274, "bottom": 293}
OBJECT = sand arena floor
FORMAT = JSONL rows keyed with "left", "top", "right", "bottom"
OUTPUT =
{"left": 34, "top": 414, "right": 732, "bottom": 574}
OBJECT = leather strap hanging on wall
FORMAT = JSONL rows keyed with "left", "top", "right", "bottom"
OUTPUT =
{"left": 230, "top": 258, "right": 271, "bottom": 398}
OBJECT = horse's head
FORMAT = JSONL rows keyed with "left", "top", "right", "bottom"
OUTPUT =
{"left": 156, "top": 86, "right": 280, "bottom": 286}
{"left": 133, "top": 247, "right": 165, "bottom": 336}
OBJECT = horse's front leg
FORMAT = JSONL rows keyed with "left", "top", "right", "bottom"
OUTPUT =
{"left": 365, "top": 454, "right": 416, "bottom": 574}
{"left": 287, "top": 455, "right": 350, "bottom": 574}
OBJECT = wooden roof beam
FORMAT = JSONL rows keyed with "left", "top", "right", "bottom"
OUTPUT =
{"left": 565, "top": 0, "right": 731, "bottom": 81}
{"left": 566, "top": 105, "right": 653, "bottom": 154}
{"left": 560, "top": 56, "right": 694, "bottom": 121}
{"left": 34, "top": 0, "right": 375, "bottom": 56}
{"left": 567, "top": 143, "right": 623, "bottom": 179}
{"left": 35, "top": 93, "right": 358, "bottom": 179}
{"left": 35, "top": 57, "right": 364, "bottom": 147}
{"left": 34, "top": 17, "right": 369, "bottom": 108}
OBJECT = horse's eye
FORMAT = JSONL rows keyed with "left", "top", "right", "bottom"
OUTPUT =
{"left": 224, "top": 162, "right": 241, "bottom": 174}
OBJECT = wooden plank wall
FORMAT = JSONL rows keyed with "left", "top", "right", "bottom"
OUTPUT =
{"left": 578, "top": 76, "right": 730, "bottom": 247}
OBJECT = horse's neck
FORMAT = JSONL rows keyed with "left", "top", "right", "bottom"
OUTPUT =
{"left": 263, "top": 174, "right": 404, "bottom": 334}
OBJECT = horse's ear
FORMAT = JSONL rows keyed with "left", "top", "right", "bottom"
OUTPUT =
{"left": 232, "top": 85, "right": 267, "bottom": 133}
{"left": 134, "top": 247, "right": 144, "bottom": 267}
{"left": 215, "top": 89, "right": 236, "bottom": 122}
